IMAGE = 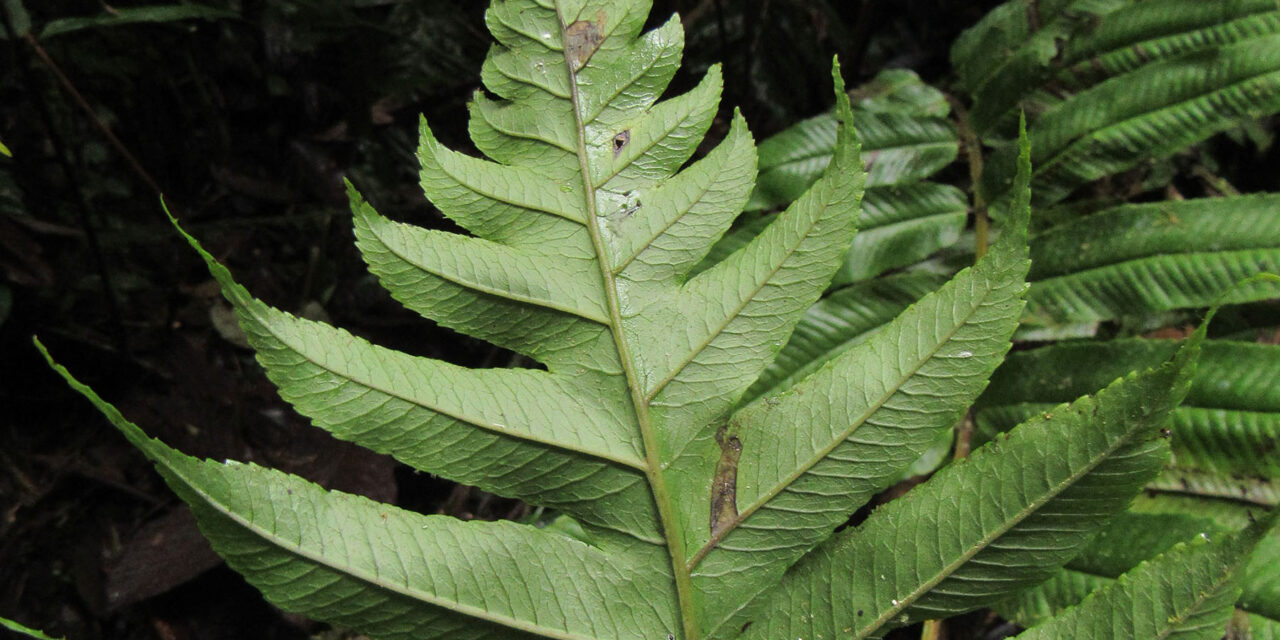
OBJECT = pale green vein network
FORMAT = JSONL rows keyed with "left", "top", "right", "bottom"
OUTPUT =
{"left": 40, "top": 340, "right": 676, "bottom": 639}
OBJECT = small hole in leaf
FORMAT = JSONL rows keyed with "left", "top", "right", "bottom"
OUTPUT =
{"left": 612, "top": 130, "right": 630, "bottom": 157}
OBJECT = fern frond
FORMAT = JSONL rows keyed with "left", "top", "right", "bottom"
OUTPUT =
{"left": 692, "top": 157, "right": 1029, "bottom": 636}
{"left": 44, "top": 1, "right": 875, "bottom": 637}
{"left": 1056, "top": 1, "right": 1280, "bottom": 86}
{"left": 958, "top": 1, "right": 1280, "bottom": 137}
{"left": 42, "top": 342, "right": 676, "bottom": 640}
{"left": 1001, "top": 501, "right": 1280, "bottom": 635}
{"left": 951, "top": 0, "right": 1129, "bottom": 134}
{"left": 38, "top": 1, "right": 1261, "bottom": 638}
{"left": 1014, "top": 510, "right": 1277, "bottom": 640}
{"left": 747, "top": 69, "right": 957, "bottom": 212}
{"left": 983, "top": 35, "right": 1280, "bottom": 204}
{"left": 743, "top": 271, "right": 948, "bottom": 404}
{"left": 978, "top": 339, "right": 1280, "bottom": 480}
{"left": 737, "top": 69, "right": 962, "bottom": 283}
{"left": 744, "top": 323, "right": 1201, "bottom": 639}
{"left": 1023, "top": 196, "right": 1280, "bottom": 324}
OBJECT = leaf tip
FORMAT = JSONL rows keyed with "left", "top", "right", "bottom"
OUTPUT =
{"left": 825, "top": 55, "right": 862, "bottom": 186}
{"left": 830, "top": 56, "right": 852, "bottom": 124}
{"left": 163, "top": 203, "right": 255, "bottom": 311}
{"left": 32, "top": 334, "right": 155, "bottom": 456}
{"left": 1009, "top": 111, "right": 1032, "bottom": 236}
{"left": 985, "top": 112, "right": 1033, "bottom": 270}
{"left": 32, "top": 334, "right": 55, "bottom": 371}
{"left": 704, "top": 62, "right": 725, "bottom": 89}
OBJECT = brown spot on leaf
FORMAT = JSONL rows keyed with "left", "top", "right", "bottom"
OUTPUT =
{"left": 564, "top": 10, "right": 606, "bottom": 72}
{"left": 710, "top": 426, "right": 742, "bottom": 538}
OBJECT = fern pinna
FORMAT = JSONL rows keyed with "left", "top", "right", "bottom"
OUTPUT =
{"left": 41, "top": 0, "right": 1258, "bottom": 638}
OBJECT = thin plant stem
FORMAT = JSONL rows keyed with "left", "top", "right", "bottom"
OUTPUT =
{"left": 1, "top": 5, "right": 128, "bottom": 352}
{"left": 947, "top": 94, "right": 988, "bottom": 259}
{"left": 22, "top": 33, "right": 164, "bottom": 197}
{"left": 921, "top": 618, "right": 944, "bottom": 640}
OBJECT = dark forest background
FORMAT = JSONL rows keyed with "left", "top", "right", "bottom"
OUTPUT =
{"left": 0, "top": 1, "right": 1051, "bottom": 638}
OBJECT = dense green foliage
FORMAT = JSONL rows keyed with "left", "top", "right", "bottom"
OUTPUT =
{"left": 36, "top": 0, "right": 1280, "bottom": 638}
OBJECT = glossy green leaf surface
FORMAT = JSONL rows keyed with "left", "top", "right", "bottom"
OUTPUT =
{"left": 744, "top": 313, "right": 1200, "bottom": 639}
{"left": 748, "top": 110, "right": 956, "bottom": 206}
{"left": 963, "top": 1, "right": 1280, "bottom": 207}
{"left": 747, "top": 69, "right": 957, "bottom": 212}
{"left": 710, "top": 182, "right": 965, "bottom": 287}
{"left": 743, "top": 271, "right": 948, "bottom": 404}
{"left": 738, "top": 69, "right": 962, "bottom": 283}
{"left": 978, "top": 339, "right": 1280, "bottom": 480}
{"left": 851, "top": 68, "right": 951, "bottom": 117}
{"left": 983, "top": 33, "right": 1280, "bottom": 204}
{"left": 1025, "top": 196, "right": 1280, "bottom": 324}
{"left": 832, "top": 183, "right": 967, "bottom": 285}
{"left": 951, "top": 0, "right": 1129, "bottom": 134}
{"left": 1003, "top": 501, "right": 1280, "bottom": 639}
{"left": 954, "top": 0, "right": 1280, "bottom": 138}
{"left": 1055, "top": 1, "right": 1280, "bottom": 85}
{"left": 1014, "top": 510, "right": 1277, "bottom": 640}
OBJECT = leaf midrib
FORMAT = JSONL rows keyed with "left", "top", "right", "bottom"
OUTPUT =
{"left": 855, "top": 414, "right": 1158, "bottom": 638}
{"left": 366, "top": 221, "right": 611, "bottom": 324}
{"left": 554, "top": 4, "right": 698, "bottom": 638}
{"left": 643, "top": 194, "right": 830, "bottom": 405}
{"left": 612, "top": 149, "right": 725, "bottom": 275}
{"left": 1060, "top": 562, "right": 1271, "bottom": 621}
{"left": 163, "top": 461, "right": 603, "bottom": 640}
{"left": 242, "top": 299, "right": 647, "bottom": 471}
{"left": 689, "top": 268, "right": 1002, "bottom": 571}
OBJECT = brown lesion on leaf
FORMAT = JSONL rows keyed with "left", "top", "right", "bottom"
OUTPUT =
{"left": 709, "top": 425, "right": 742, "bottom": 538}
{"left": 612, "top": 130, "right": 630, "bottom": 157}
{"left": 564, "top": 10, "right": 606, "bottom": 72}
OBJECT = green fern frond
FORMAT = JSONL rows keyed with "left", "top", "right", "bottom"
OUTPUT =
{"left": 744, "top": 313, "right": 1202, "bottom": 639}
{"left": 958, "top": 1, "right": 1280, "bottom": 134}
{"left": 1014, "top": 510, "right": 1278, "bottom": 639}
{"left": 37, "top": 0, "right": 1258, "bottom": 638}
{"left": 743, "top": 271, "right": 949, "bottom": 404}
{"left": 1000, "top": 499, "right": 1280, "bottom": 635}
{"left": 978, "top": 338, "right": 1280, "bottom": 479}
{"left": 748, "top": 69, "right": 957, "bottom": 212}
{"left": 951, "top": 0, "right": 1129, "bottom": 134}
{"left": 1024, "top": 196, "right": 1280, "bottom": 324}
{"left": 722, "top": 70, "right": 964, "bottom": 284}
{"left": 959, "top": 1, "right": 1280, "bottom": 206}
{"left": 1055, "top": 1, "right": 1280, "bottom": 86}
